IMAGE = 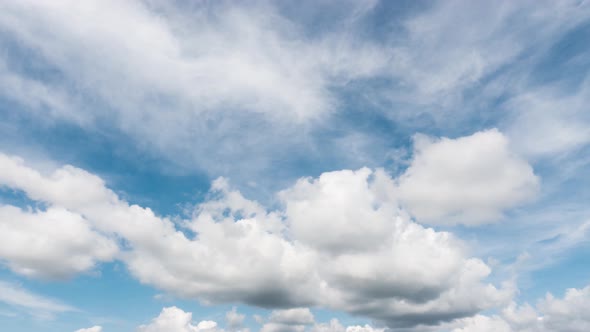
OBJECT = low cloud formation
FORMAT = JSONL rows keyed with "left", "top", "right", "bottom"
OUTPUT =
{"left": 75, "top": 327, "right": 103, "bottom": 332}
{"left": 261, "top": 308, "right": 315, "bottom": 332}
{"left": 0, "top": 131, "right": 527, "bottom": 328}
{"left": 453, "top": 285, "right": 590, "bottom": 332}
{"left": 226, "top": 307, "right": 246, "bottom": 330}
{"left": 0, "top": 205, "right": 117, "bottom": 279}
{"left": 137, "top": 307, "right": 220, "bottom": 332}
{"left": 397, "top": 129, "right": 539, "bottom": 225}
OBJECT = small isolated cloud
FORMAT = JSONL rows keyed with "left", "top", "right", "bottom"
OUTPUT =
{"left": 225, "top": 307, "right": 245, "bottom": 329}
{"left": 269, "top": 308, "right": 315, "bottom": 326}
{"left": 452, "top": 284, "right": 590, "bottom": 332}
{"left": 397, "top": 129, "right": 539, "bottom": 225}
{"left": 0, "top": 205, "right": 118, "bottom": 279}
{"left": 137, "top": 307, "right": 220, "bottom": 332}
{"left": 311, "top": 319, "right": 345, "bottom": 332}
{"left": 74, "top": 326, "right": 103, "bottom": 332}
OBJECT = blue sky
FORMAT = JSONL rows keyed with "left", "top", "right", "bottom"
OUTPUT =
{"left": 0, "top": 1, "right": 589, "bottom": 331}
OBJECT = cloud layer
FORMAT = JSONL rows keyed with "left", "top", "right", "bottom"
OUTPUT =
{"left": 0, "top": 135, "right": 525, "bottom": 328}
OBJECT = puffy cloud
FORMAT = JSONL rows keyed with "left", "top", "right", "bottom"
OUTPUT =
{"left": 538, "top": 285, "right": 590, "bottom": 331}
{"left": 311, "top": 319, "right": 386, "bottom": 332}
{"left": 0, "top": 205, "right": 118, "bottom": 279}
{"left": 280, "top": 168, "right": 397, "bottom": 254}
{"left": 226, "top": 307, "right": 245, "bottom": 329}
{"left": 345, "top": 326, "right": 385, "bottom": 332}
{"left": 0, "top": 280, "right": 74, "bottom": 319}
{"left": 74, "top": 327, "right": 103, "bottom": 332}
{"left": 451, "top": 284, "right": 590, "bottom": 332}
{"left": 0, "top": 0, "right": 387, "bottom": 123}
{"left": 0, "top": 151, "right": 511, "bottom": 328}
{"left": 269, "top": 308, "right": 314, "bottom": 325}
{"left": 260, "top": 323, "right": 306, "bottom": 332}
{"left": 0, "top": 0, "right": 392, "bottom": 184}
{"left": 311, "top": 319, "right": 345, "bottom": 332}
{"left": 452, "top": 315, "right": 513, "bottom": 332}
{"left": 137, "top": 306, "right": 220, "bottom": 332}
{"left": 397, "top": 129, "right": 539, "bottom": 225}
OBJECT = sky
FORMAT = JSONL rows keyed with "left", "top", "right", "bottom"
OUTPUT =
{"left": 0, "top": 0, "right": 589, "bottom": 331}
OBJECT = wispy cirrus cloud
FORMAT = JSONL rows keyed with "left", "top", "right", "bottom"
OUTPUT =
{"left": 0, "top": 280, "right": 75, "bottom": 319}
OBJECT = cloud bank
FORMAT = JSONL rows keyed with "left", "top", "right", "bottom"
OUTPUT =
{"left": 0, "top": 129, "right": 532, "bottom": 328}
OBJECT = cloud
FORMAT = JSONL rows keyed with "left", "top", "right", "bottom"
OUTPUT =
{"left": 226, "top": 307, "right": 245, "bottom": 330}
{"left": 0, "top": 0, "right": 391, "bottom": 184}
{"left": 311, "top": 319, "right": 345, "bottom": 332}
{"left": 451, "top": 284, "right": 590, "bottom": 332}
{"left": 344, "top": 326, "right": 385, "bottom": 332}
{"left": 0, "top": 150, "right": 512, "bottom": 328}
{"left": 75, "top": 327, "right": 103, "bottom": 332}
{"left": 397, "top": 129, "right": 539, "bottom": 225}
{"left": 137, "top": 306, "right": 221, "bottom": 332}
{"left": 0, "top": 205, "right": 118, "bottom": 279}
{"left": 505, "top": 82, "right": 590, "bottom": 158}
{"left": 0, "top": 280, "right": 75, "bottom": 319}
{"left": 269, "top": 308, "right": 314, "bottom": 325}
{"left": 452, "top": 315, "right": 514, "bottom": 332}
{"left": 260, "top": 323, "right": 306, "bottom": 332}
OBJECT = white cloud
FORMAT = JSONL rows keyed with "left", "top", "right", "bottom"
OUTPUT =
{"left": 280, "top": 168, "right": 397, "bottom": 254}
{"left": 75, "top": 327, "right": 103, "bottom": 332}
{"left": 260, "top": 323, "right": 306, "bottom": 332}
{"left": 505, "top": 83, "right": 590, "bottom": 158}
{"left": 0, "top": 151, "right": 512, "bottom": 328}
{"left": 0, "top": 280, "right": 74, "bottom": 319}
{"left": 538, "top": 285, "right": 590, "bottom": 331}
{"left": 397, "top": 129, "right": 539, "bottom": 225}
{"left": 452, "top": 315, "right": 513, "bottom": 332}
{"left": 345, "top": 325, "right": 385, "bottom": 332}
{"left": 451, "top": 284, "right": 590, "bottom": 332}
{"left": 226, "top": 307, "right": 245, "bottom": 329}
{"left": 0, "top": 205, "right": 118, "bottom": 278}
{"left": 0, "top": 0, "right": 393, "bottom": 183}
{"left": 137, "top": 306, "right": 220, "bottom": 332}
{"left": 311, "top": 319, "right": 345, "bottom": 332}
{"left": 269, "top": 308, "right": 314, "bottom": 325}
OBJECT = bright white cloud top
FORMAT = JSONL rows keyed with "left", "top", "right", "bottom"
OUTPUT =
{"left": 0, "top": 150, "right": 513, "bottom": 327}
{"left": 0, "top": 0, "right": 589, "bottom": 332}
{"left": 397, "top": 129, "right": 539, "bottom": 225}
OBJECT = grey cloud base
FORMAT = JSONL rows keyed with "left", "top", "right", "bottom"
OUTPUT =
{"left": 0, "top": 134, "right": 519, "bottom": 328}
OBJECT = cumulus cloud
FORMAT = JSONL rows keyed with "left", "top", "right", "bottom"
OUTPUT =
{"left": 311, "top": 319, "right": 345, "bottom": 332}
{"left": 310, "top": 319, "right": 386, "bottom": 332}
{"left": 397, "top": 129, "right": 539, "bottom": 225}
{"left": 0, "top": 151, "right": 512, "bottom": 328}
{"left": 451, "top": 284, "right": 590, "bottom": 332}
{"left": 0, "top": 205, "right": 118, "bottom": 278}
{"left": 75, "top": 327, "right": 103, "bottom": 332}
{"left": 137, "top": 306, "right": 220, "bottom": 332}
{"left": 269, "top": 308, "right": 314, "bottom": 325}
{"left": 226, "top": 307, "right": 245, "bottom": 330}
{"left": 0, "top": 0, "right": 587, "bottom": 192}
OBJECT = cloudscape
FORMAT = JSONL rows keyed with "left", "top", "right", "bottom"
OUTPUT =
{"left": 0, "top": 1, "right": 589, "bottom": 331}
